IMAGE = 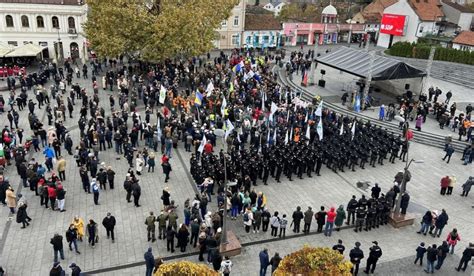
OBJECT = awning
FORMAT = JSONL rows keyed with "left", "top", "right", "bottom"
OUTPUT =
{"left": 5, "top": 44, "right": 46, "bottom": 58}
{"left": 0, "top": 44, "right": 14, "bottom": 57}
{"left": 315, "top": 46, "right": 426, "bottom": 80}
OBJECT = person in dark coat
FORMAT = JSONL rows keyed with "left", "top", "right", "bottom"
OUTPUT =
{"left": 102, "top": 212, "right": 116, "bottom": 242}
{"left": 161, "top": 160, "right": 172, "bottom": 182}
{"left": 165, "top": 225, "right": 176, "bottom": 253}
{"left": 144, "top": 247, "right": 155, "bottom": 276}
{"left": 69, "top": 263, "right": 81, "bottom": 276}
{"left": 435, "top": 241, "right": 449, "bottom": 270}
{"left": 432, "top": 209, "right": 448, "bottom": 237}
{"left": 425, "top": 244, "right": 438, "bottom": 273}
{"left": 259, "top": 248, "right": 270, "bottom": 276}
{"left": 161, "top": 187, "right": 171, "bottom": 207}
{"left": 49, "top": 261, "right": 65, "bottom": 276}
{"left": 131, "top": 181, "right": 141, "bottom": 207}
{"left": 50, "top": 233, "right": 64, "bottom": 263}
{"left": 176, "top": 224, "right": 189, "bottom": 252}
{"left": 414, "top": 242, "right": 427, "bottom": 266}
{"left": 455, "top": 245, "right": 474, "bottom": 271}
{"left": 364, "top": 241, "right": 383, "bottom": 274}
{"left": 270, "top": 252, "right": 282, "bottom": 273}
{"left": 16, "top": 202, "right": 29, "bottom": 228}
{"left": 400, "top": 192, "right": 410, "bottom": 215}
{"left": 417, "top": 211, "right": 432, "bottom": 235}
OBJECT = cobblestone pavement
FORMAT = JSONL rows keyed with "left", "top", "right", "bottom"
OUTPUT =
{"left": 0, "top": 61, "right": 472, "bottom": 276}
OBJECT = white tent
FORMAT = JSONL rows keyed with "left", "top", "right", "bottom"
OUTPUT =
{"left": 5, "top": 43, "right": 46, "bottom": 58}
{"left": 0, "top": 44, "right": 14, "bottom": 57}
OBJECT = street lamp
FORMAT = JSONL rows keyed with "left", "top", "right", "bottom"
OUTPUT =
{"left": 393, "top": 158, "right": 424, "bottom": 216}
{"left": 213, "top": 129, "right": 237, "bottom": 245}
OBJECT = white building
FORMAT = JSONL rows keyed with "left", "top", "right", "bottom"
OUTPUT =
{"left": 243, "top": 13, "right": 282, "bottom": 48}
{"left": 452, "top": 30, "right": 474, "bottom": 50}
{"left": 214, "top": 0, "right": 246, "bottom": 49}
{"left": 0, "top": 0, "right": 88, "bottom": 62}
{"left": 262, "top": 1, "right": 287, "bottom": 16}
{"left": 377, "top": 0, "right": 444, "bottom": 48}
{"left": 440, "top": 0, "right": 474, "bottom": 34}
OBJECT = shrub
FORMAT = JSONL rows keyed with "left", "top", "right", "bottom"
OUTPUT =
{"left": 274, "top": 246, "right": 353, "bottom": 276}
{"left": 154, "top": 261, "right": 219, "bottom": 276}
{"left": 388, "top": 41, "right": 474, "bottom": 65}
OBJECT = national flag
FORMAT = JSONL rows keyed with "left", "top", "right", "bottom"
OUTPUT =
{"left": 224, "top": 119, "right": 234, "bottom": 139}
{"left": 221, "top": 97, "right": 227, "bottom": 117}
{"left": 315, "top": 100, "right": 323, "bottom": 117}
{"left": 159, "top": 85, "right": 167, "bottom": 104}
{"left": 232, "top": 60, "right": 244, "bottom": 73}
{"left": 351, "top": 121, "right": 356, "bottom": 140}
{"left": 198, "top": 134, "right": 207, "bottom": 153}
{"left": 271, "top": 102, "right": 278, "bottom": 115}
{"left": 206, "top": 81, "right": 214, "bottom": 97}
{"left": 316, "top": 119, "right": 323, "bottom": 140}
{"left": 194, "top": 91, "right": 203, "bottom": 106}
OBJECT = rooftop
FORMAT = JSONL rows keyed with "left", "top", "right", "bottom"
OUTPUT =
{"left": 0, "top": 0, "right": 84, "bottom": 4}
{"left": 408, "top": 0, "right": 444, "bottom": 21}
{"left": 452, "top": 31, "right": 474, "bottom": 46}
{"left": 245, "top": 13, "right": 281, "bottom": 31}
{"left": 441, "top": 0, "right": 474, "bottom": 13}
{"left": 361, "top": 0, "right": 398, "bottom": 22}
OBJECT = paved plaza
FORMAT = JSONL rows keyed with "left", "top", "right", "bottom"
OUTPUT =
{"left": 0, "top": 56, "right": 473, "bottom": 276}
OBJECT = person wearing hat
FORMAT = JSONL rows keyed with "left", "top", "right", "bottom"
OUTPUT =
{"left": 69, "top": 263, "right": 81, "bottom": 276}
{"left": 49, "top": 261, "right": 65, "bottom": 276}
{"left": 349, "top": 242, "right": 364, "bottom": 275}
{"left": 364, "top": 241, "right": 382, "bottom": 274}
{"left": 102, "top": 212, "right": 116, "bottom": 242}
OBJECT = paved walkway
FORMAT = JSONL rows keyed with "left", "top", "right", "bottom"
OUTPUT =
{"left": 0, "top": 61, "right": 472, "bottom": 275}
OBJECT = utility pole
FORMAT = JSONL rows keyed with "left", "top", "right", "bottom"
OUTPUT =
{"left": 421, "top": 46, "right": 436, "bottom": 94}
{"left": 361, "top": 38, "right": 373, "bottom": 111}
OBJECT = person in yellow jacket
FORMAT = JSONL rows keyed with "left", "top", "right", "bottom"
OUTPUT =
{"left": 72, "top": 216, "right": 85, "bottom": 241}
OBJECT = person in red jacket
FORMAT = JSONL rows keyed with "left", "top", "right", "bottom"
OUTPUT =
{"left": 440, "top": 176, "right": 450, "bottom": 195}
{"left": 47, "top": 185, "right": 57, "bottom": 211}
{"left": 446, "top": 228, "right": 461, "bottom": 254}
{"left": 324, "top": 207, "right": 337, "bottom": 237}
{"left": 203, "top": 141, "right": 213, "bottom": 154}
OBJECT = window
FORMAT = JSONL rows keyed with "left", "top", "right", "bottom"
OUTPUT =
{"left": 21, "top": 15, "right": 29, "bottom": 27}
{"left": 231, "top": 34, "right": 239, "bottom": 45}
{"left": 221, "top": 20, "right": 227, "bottom": 27}
{"left": 5, "top": 15, "right": 14, "bottom": 27}
{"left": 419, "top": 26, "right": 424, "bottom": 33}
{"left": 37, "top": 16, "right": 44, "bottom": 28}
{"left": 8, "top": 41, "right": 18, "bottom": 47}
{"left": 23, "top": 41, "right": 33, "bottom": 45}
{"left": 39, "top": 41, "right": 48, "bottom": 47}
{"left": 68, "top": 17, "right": 75, "bottom": 29}
{"left": 233, "top": 16, "right": 239, "bottom": 26}
{"left": 52, "top": 16, "right": 59, "bottom": 28}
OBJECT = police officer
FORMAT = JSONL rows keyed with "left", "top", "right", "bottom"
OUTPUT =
{"left": 364, "top": 241, "right": 383, "bottom": 274}
{"left": 354, "top": 206, "right": 366, "bottom": 233}
{"left": 346, "top": 195, "right": 358, "bottom": 225}
{"left": 350, "top": 242, "right": 364, "bottom": 275}
{"left": 365, "top": 204, "right": 377, "bottom": 231}
{"left": 332, "top": 239, "right": 345, "bottom": 254}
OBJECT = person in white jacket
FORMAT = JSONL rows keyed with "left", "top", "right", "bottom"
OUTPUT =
{"left": 243, "top": 208, "right": 254, "bottom": 233}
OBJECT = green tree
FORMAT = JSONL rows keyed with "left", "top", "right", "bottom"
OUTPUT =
{"left": 84, "top": 0, "right": 238, "bottom": 61}
{"left": 278, "top": 3, "right": 320, "bottom": 22}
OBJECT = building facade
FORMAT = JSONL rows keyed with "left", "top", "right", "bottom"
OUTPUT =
{"left": 282, "top": 22, "right": 365, "bottom": 45}
{"left": 244, "top": 14, "right": 282, "bottom": 48}
{"left": 452, "top": 30, "right": 474, "bottom": 50}
{"left": 214, "top": 0, "right": 246, "bottom": 49}
{"left": 377, "top": 0, "right": 444, "bottom": 48}
{"left": 0, "top": 0, "right": 88, "bottom": 62}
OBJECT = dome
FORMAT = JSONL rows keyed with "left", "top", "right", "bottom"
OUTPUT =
{"left": 322, "top": 4, "right": 337, "bottom": 15}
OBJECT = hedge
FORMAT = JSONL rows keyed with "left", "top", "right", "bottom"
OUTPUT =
{"left": 387, "top": 42, "right": 474, "bottom": 65}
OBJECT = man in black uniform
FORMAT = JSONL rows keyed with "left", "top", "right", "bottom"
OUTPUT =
{"left": 332, "top": 239, "right": 345, "bottom": 254}
{"left": 364, "top": 204, "right": 377, "bottom": 231}
{"left": 346, "top": 195, "right": 358, "bottom": 225}
{"left": 350, "top": 242, "right": 364, "bottom": 275}
{"left": 364, "top": 241, "right": 382, "bottom": 274}
{"left": 291, "top": 206, "right": 304, "bottom": 233}
{"left": 354, "top": 206, "right": 366, "bottom": 233}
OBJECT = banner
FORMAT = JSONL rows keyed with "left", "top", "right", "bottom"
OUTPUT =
{"left": 380, "top": 14, "right": 406, "bottom": 36}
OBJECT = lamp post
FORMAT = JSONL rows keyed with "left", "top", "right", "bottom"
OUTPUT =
{"left": 213, "top": 129, "right": 237, "bottom": 245}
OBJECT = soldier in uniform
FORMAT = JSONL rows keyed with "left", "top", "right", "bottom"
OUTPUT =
{"left": 346, "top": 195, "right": 358, "bottom": 225}
{"left": 369, "top": 148, "right": 378, "bottom": 167}
{"left": 365, "top": 204, "right": 377, "bottom": 231}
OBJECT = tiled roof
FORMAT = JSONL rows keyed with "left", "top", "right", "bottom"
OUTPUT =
{"left": 453, "top": 31, "right": 474, "bottom": 46}
{"left": 408, "top": 0, "right": 444, "bottom": 21}
{"left": 362, "top": 0, "right": 398, "bottom": 22}
{"left": 442, "top": 0, "right": 474, "bottom": 13}
{"left": 0, "top": 0, "right": 84, "bottom": 4}
{"left": 245, "top": 14, "right": 282, "bottom": 31}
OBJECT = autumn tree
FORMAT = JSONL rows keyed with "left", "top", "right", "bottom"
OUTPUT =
{"left": 274, "top": 246, "right": 352, "bottom": 275}
{"left": 84, "top": 0, "right": 239, "bottom": 61}
{"left": 154, "top": 261, "right": 218, "bottom": 276}
{"left": 278, "top": 3, "right": 321, "bottom": 22}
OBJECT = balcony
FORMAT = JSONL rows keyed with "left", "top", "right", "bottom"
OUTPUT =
{"left": 68, "top": 28, "right": 78, "bottom": 38}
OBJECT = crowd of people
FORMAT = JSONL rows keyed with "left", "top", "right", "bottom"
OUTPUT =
{"left": 0, "top": 45, "right": 472, "bottom": 276}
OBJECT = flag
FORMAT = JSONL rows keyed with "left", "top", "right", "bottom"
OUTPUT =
{"left": 237, "top": 127, "right": 242, "bottom": 143}
{"left": 305, "top": 124, "right": 311, "bottom": 140}
{"left": 266, "top": 130, "right": 271, "bottom": 145}
{"left": 351, "top": 121, "right": 356, "bottom": 140}
{"left": 206, "top": 81, "right": 214, "bottom": 97}
{"left": 302, "top": 72, "right": 308, "bottom": 86}
{"left": 316, "top": 119, "right": 323, "bottom": 140}
{"left": 261, "top": 91, "right": 266, "bottom": 111}
{"left": 339, "top": 123, "right": 344, "bottom": 136}
{"left": 229, "top": 82, "right": 234, "bottom": 93}
{"left": 221, "top": 97, "right": 227, "bottom": 117}
{"left": 286, "top": 110, "right": 290, "bottom": 122}
{"left": 232, "top": 60, "right": 244, "bottom": 73}
{"left": 224, "top": 119, "right": 234, "bottom": 139}
{"left": 354, "top": 95, "right": 361, "bottom": 113}
{"left": 315, "top": 100, "right": 323, "bottom": 117}
{"left": 159, "top": 85, "right": 166, "bottom": 104}
{"left": 273, "top": 128, "right": 277, "bottom": 143}
{"left": 284, "top": 130, "right": 289, "bottom": 145}
{"left": 198, "top": 134, "right": 207, "bottom": 153}
{"left": 304, "top": 111, "right": 309, "bottom": 123}
{"left": 270, "top": 102, "right": 278, "bottom": 122}
{"left": 194, "top": 91, "right": 203, "bottom": 106}
{"left": 289, "top": 127, "right": 293, "bottom": 142}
